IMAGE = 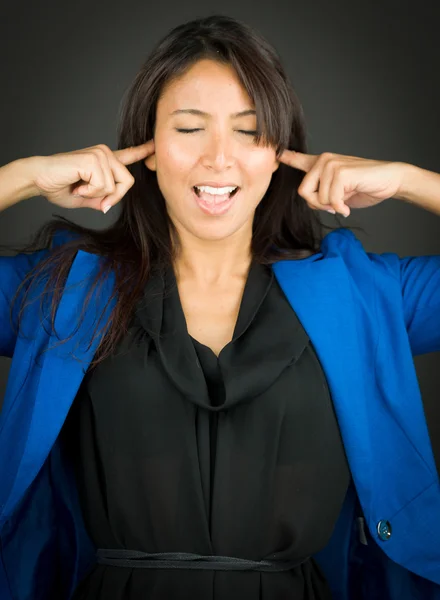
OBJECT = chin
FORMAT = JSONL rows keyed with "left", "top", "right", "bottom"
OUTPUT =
{"left": 192, "top": 225, "right": 241, "bottom": 242}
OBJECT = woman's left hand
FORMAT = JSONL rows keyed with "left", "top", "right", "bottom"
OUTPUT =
{"left": 278, "top": 150, "right": 407, "bottom": 217}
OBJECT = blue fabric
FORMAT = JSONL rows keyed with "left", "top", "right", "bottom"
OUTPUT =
{"left": 1, "top": 227, "right": 440, "bottom": 599}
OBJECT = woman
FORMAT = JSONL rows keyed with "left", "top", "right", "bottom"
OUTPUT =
{"left": 0, "top": 14, "right": 439, "bottom": 600}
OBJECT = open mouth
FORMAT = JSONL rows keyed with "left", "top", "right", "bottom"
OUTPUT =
{"left": 192, "top": 186, "right": 241, "bottom": 215}
{"left": 193, "top": 186, "right": 240, "bottom": 200}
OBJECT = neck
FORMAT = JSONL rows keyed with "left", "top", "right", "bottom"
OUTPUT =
{"left": 173, "top": 228, "right": 253, "bottom": 288}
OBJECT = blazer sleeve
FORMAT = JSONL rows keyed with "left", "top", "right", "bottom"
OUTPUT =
{"left": 0, "top": 250, "right": 48, "bottom": 358}
{"left": 370, "top": 250, "right": 440, "bottom": 356}
{"left": 398, "top": 253, "right": 440, "bottom": 355}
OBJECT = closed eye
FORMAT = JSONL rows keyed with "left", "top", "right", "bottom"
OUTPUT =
{"left": 176, "top": 128, "right": 257, "bottom": 136}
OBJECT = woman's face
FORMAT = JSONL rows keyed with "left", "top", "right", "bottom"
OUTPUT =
{"left": 144, "top": 59, "right": 280, "bottom": 242}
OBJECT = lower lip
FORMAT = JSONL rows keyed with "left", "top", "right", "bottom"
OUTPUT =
{"left": 192, "top": 188, "right": 239, "bottom": 216}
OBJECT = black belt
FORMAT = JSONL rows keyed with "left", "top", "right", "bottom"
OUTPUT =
{"left": 97, "top": 549, "right": 309, "bottom": 572}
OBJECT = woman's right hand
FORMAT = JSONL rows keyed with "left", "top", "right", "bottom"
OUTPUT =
{"left": 31, "top": 141, "right": 155, "bottom": 213}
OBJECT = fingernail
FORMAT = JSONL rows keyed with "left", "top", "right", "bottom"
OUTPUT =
{"left": 102, "top": 205, "right": 111, "bottom": 214}
{"left": 326, "top": 208, "right": 336, "bottom": 214}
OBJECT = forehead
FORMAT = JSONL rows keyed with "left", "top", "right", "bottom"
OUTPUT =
{"left": 157, "top": 59, "right": 254, "bottom": 115}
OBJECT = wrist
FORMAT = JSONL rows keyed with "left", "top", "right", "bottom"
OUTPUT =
{"left": 394, "top": 162, "right": 421, "bottom": 203}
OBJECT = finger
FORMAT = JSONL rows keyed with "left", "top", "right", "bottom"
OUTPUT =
{"left": 278, "top": 149, "right": 318, "bottom": 173}
{"left": 87, "top": 147, "right": 116, "bottom": 197}
{"left": 74, "top": 153, "right": 107, "bottom": 197}
{"left": 73, "top": 150, "right": 115, "bottom": 198}
{"left": 75, "top": 196, "right": 110, "bottom": 212}
{"left": 297, "top": 159, "right": 323, "bottom": 209}
{"left": 329, "top": 172, "right": 350, "bottom": 217}
{"left": 114, "top": 140, "right": 155, "bottom": 166}
{"left": 98, "top": 154, "right": 135, "bottom": 213}
{"left": 318, "top": 163, "right": 333, "bottom": 209}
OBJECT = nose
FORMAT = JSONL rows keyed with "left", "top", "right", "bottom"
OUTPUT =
{"left": 200, "top": 130, "right": 236, "bottom": 171}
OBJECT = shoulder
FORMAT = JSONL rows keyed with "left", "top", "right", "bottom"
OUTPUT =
{"left": 321, "top": 227, "right": 401, "bottom": 280}
{"left": 320, "top": 227, "right": 374, "bottom": 260}
{"left": 273, "top": 227, "right": 404, "bottom": 298}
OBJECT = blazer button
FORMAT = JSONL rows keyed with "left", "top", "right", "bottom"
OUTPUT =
{"left": 377, "top": 520, "right": 392, "bottom": 541}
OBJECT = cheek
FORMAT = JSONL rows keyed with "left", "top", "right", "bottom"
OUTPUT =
{"left": 247, "top": 158, "right": 277, "bottom": 191}
{"left": 159, "top": 142, "right": 194, "bottom": 176}
{"left": 247, "top": 147, "right": 277, "bottom": 171}
{"left": 155, "top": 147, "right": 193, "bottom": 205}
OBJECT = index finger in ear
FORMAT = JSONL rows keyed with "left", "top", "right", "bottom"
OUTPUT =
{"left": 278, "top": 150, "right": 318, "bottom": 173}
{"left": 114, "top": 140, "right": 155, "bottom": 165}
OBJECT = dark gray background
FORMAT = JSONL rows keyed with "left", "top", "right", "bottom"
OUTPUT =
{"left": 1, "top": 0, "right": 439, "bottom": 467}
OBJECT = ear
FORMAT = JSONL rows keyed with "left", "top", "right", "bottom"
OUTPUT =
{"left": 272, "top": 159, "right": 280, "bottom": 174}
{"left": 144, "top": 149, "right": 157, "bottom": 171}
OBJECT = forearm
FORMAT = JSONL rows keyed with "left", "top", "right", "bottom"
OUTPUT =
{"left": 396, "top": 162, "right": 440, "bottom": 216}
{"left": 0, "top": 157, "right": 41, "bottom": 213}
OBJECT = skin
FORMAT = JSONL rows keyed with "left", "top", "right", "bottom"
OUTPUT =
{"left": 144, "top": 59, "right": 280, "bottom": 288}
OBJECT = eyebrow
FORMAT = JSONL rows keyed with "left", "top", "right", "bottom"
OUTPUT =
{"left": 170, "top": 109, "right": 256, "bottom": 118}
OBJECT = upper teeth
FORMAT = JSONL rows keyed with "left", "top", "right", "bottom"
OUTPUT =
{"left": 195, "top": 185, "right": 237, "bottom": 195}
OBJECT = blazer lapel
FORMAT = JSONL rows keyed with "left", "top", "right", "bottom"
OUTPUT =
{"left": 2, "top": 251, "right": 117, "bottom": 522}
{"left": 272, "top": 255, "right": 375, "bottom": 511}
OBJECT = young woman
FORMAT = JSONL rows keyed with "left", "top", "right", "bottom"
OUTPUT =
{"left": 0, "top": 14, "right": 439, "bottom": 600}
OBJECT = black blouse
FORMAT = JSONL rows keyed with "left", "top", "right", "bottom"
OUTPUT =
{"left": 61, "top": 259, "right": 351, "bottom": 600}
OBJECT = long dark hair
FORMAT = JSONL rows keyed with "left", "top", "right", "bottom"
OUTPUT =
{"left": 2, "top": 14, "right": 358, "bottom": 369}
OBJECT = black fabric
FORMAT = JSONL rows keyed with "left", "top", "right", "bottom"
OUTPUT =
{"left": 61, "top": 260, "right": 351, "bottom": 600}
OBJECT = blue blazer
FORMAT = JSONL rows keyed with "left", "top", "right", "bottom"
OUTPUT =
{"left": 1, "top": 227, "right": 440, "bottom": 600}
